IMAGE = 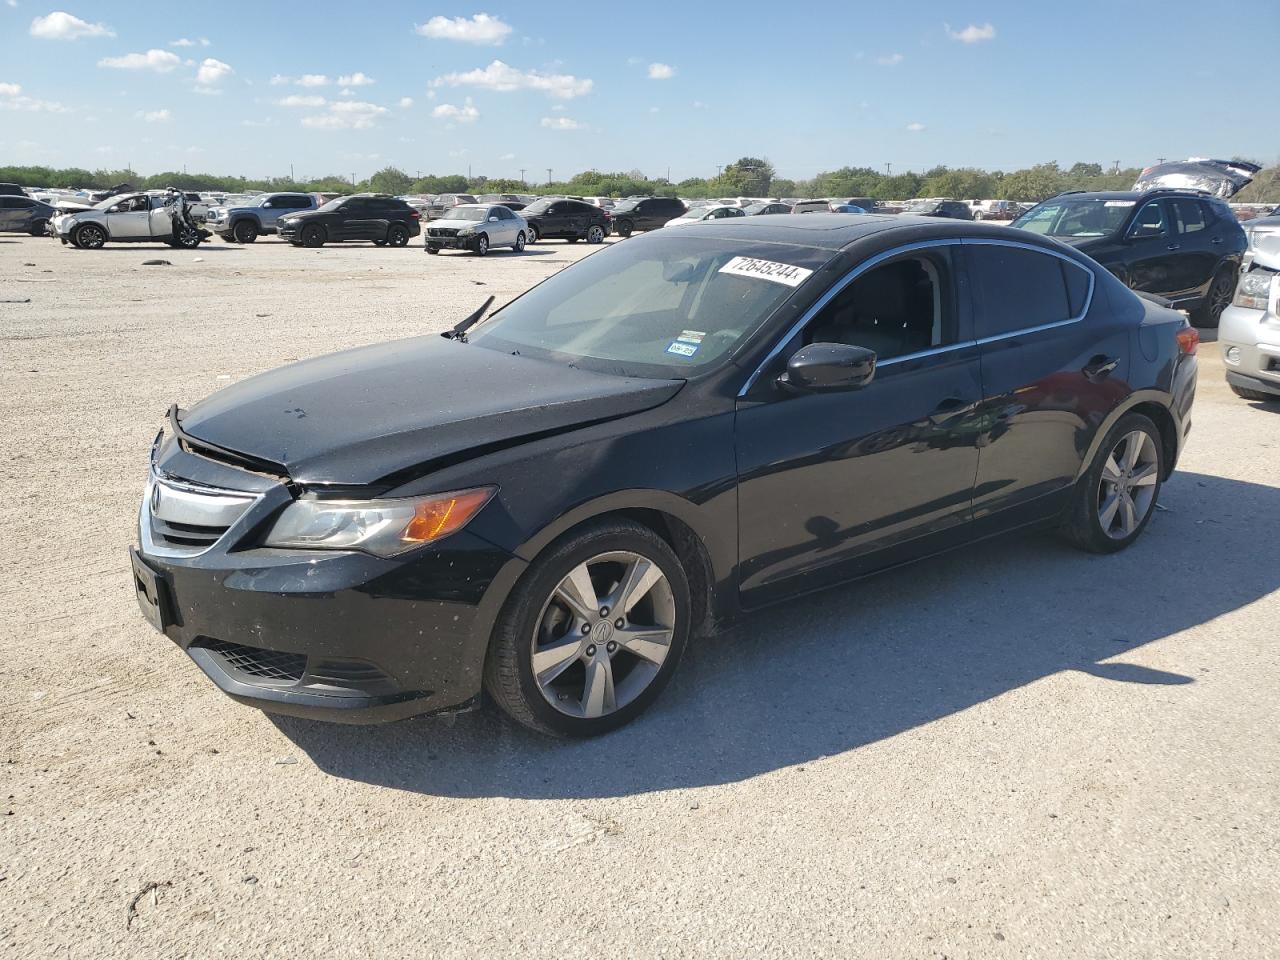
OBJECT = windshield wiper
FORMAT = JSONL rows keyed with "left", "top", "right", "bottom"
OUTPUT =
{"left": 444, "top": 295, "right": 495, "bottom": 342}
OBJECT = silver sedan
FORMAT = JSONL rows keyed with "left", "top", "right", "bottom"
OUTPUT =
{"left": 423, "top": 203, "right": 528, "bottom": 256}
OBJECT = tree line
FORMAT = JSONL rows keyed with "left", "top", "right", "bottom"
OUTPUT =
{"left": 3, "top": 158, "right": 1277, "bottom": 203}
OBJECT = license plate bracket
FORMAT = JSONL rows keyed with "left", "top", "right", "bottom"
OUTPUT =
{"left": 129, "top": 548, "right": 169, "bottom": 633}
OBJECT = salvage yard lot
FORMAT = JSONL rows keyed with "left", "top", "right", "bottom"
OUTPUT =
{"left": 2, "top": 234, "right": 1279, "bottom": 958}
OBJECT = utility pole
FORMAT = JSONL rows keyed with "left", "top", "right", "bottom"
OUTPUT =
{"left": 546, "top": 167, "right": 553, "bottom": 186}
{"left": 519, "top": 168, "right": 526, "bottom": 185}
{"left": 885, "top": 162, "right": 892, "bottom": 175}
{"left": 290, "top": 163, "right": 294, "bottom": 182}
{"left": 352, "top": 172, "right": 356, "bottom": 186}
{"left": 1156, "top": 157, "right": 1166, "bottom": 165}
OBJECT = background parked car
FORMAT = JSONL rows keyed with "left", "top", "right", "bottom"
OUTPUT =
{"left": 0, "top": 182, "right": 28, "bottom": 197}
{"left": 278, "top": 194, "right": 421, "bottom": 248}
{"left": 476, "top": 193, "right": 528, "bottom": 211}
{"left": 206, "top": 192, "right": 319, "bottom": 243}
{"left": 521, "top": 197, "right": 611, "bottom": 244}
{"left": 0, "top": 195, "right": 55, "bottom": 236}
{"left": 743, "top": 202, "right": 793, "bottom": 215}
{"left": 1012, "top": 189, "right": 1247, "bottom": 327}
{"left": 969, "top": 199, "right": 1020, "bottom": 221}
{"left": 903, "top": 198, "right": 973, "bottom": 219}
{"left": 424, "top": 203, "right": 528, "bottom": 256}
{"left": 608, "top": 196, "right": 686, "bottom": 237}
{"left": 51, "top": 190, "right": 207, "bottom": 249}
{"left": 664, "top": 204, "right": 747, "bottom": 227}
{"left": 425, "top": 193, "right": 478, "bottom": 219}
{"left": 830, "top": 204, "right": 869, "bottom": 214}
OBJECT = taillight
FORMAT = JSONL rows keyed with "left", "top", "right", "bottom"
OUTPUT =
{"left": 601, "top": 210, "right": 612, "bottom": 219}
{"left": 410, "top": 210, "right": 421, "bottom": 220}
{"left": 1175, "top": 324, "right": 1199, "bottom": 355}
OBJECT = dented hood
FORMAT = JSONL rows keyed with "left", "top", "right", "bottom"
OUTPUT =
{"left": 1133, "top": 158, "right": 1260, "bottom": 199}
{"left": 178, "top": 335, "right": 682, "bottom": 487}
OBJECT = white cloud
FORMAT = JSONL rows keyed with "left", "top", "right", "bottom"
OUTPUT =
{"left": 431, "top": 98, "right": 479, "bottom": 123}
{"left": 398, "top": 96, "right": 414, "bottom": 108}
{"left": 0, "top": 82, "right": 70, "bottom": 112}
{"left": 647, "top": 62, "right": 675, "bottom": 80}
{"left": 415, "top": 13, "right": 512, "bottom": 45}
{"left": 170, "top": 37, "right": 209, "bottom": 48}
{"left": 99, "top": 49, "right": 182, "bottom": 72}
{"left": 30, "top": 11, "right": 114, "bottom": 40}
{"left": 269, "top": 74, "right": 290, "bottom": 85}
{"left": 540, "top": 115, "right": 582, "bottom": 131}
{"left": 277, "top": 94, "right": 326, "bottom": 107}
{"left": 946, "top": 22, "right": 996, "bottom": 43}
{"left": 432, "top": 59, "right": 591, "bottom": 99}
{"left": 195, "top": 58, "right": 233, "bottom": 86}
{"left": 877, "top": 53, "right": 904, "bottom": 66}
{"left": 6, "top": 1, "right": 18, "bottom": 8}
{"left": 297, "top": 74, "right": 329, "bottom": 87}
{"left": 136, "top": 108, "right": 171, "bottom": 123}
{"left": 648, "top": 106, "right": 659, "bottom": 113}
{"left": 337, "top": 71, "right": 374, "bottom": 87}
{"left": 626, "top": 56, "right": 643, "bottom": 66}
{"left": 692, "top": 100, "right": 707, "bottom": 109}
{"left": 906, "top": 121, "right": 926, "bottom": 132}
{"left": 301, "top": 100, "right": 388, "bottom": 130}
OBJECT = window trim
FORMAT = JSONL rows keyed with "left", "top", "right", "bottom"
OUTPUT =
{"left": 738, "top": 237, "right": 1095, "bottom": 397}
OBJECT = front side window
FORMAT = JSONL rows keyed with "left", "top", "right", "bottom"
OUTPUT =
{"left": 1128, "top": 201, "right": 1168, "bottom": 239}
{"left": 470, "top": 235, "right": 833, "bottom": 377}
{"left": 804, "top": 252, "right": 955, "bottom": 360}
{"left": 967, "top": 245, "right": 1080, "bottom": 339}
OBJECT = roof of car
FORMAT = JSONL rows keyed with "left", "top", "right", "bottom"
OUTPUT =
{"left": 680, "top": 212, "right": 1078, "bottom": 253}
{"left": 1052, "top": 189, "right": 1226, "bottom": 203}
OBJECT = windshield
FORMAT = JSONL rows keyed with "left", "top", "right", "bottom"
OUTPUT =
{"left": 1013, "top": 198, "right": 1134, "bottom": 237}
{"left": 905, "top": 200, "right": 938, "bottom": 213}
{"left": 468, "top": 235, "right": 833, "bottom": 378}
{"left": 442, "top": 207, "right": 488, "bottom": 221}
{"left": 316, "top": 196, "right": 349, "bottom": 212}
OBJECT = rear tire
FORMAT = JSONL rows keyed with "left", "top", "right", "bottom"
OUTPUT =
{"left": 386, "top": 224, "right": 409, "bottom": 247}
{"left": 426, "top": 245, "right": 441, "bottom": 255}
{"left": 1060, "top": 413, "right": 1163, "bottom": 554}
{"left": 1191, "top": 266, "right": 1236, "bottom": 328}
{"left": 173, "top": 226, "right": 202, "bottom": 249}
{"left": 232, "top": 220, "right": 258, "bottom": 244}
{"left": 30, "top": 219, "right": 49, "bottom": 237}
{"left": 373, "top": 238, "right": 387, "bottom": 247}
{"left": 483, "top": 518, "right": 691, "bottom": 738}
{"left": 528, "top": 224, "right": 540, "bottom": 243}
{"left": 301, "top": 225, "right": 325, "bottom": 248}
{"left": 1230, "top": 384, "right": 1276, "bottom": 402}
{"left": 566, "top": 236, "right": 579, "bottom": 244}
{"left": 586, "top": 224, "right": 605, "bottom": 244}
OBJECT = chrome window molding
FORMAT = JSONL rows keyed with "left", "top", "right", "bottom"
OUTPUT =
{"left": 737, "top": 236, "right": 1096, "bottom": 397}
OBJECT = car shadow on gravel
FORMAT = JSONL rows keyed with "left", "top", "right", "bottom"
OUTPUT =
{"left": 273, "top": 470, "right": 1280, "bottom": 799}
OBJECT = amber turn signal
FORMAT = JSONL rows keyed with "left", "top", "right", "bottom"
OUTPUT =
{"left": 402, "top": 487, "right": 496, "bottom": 545}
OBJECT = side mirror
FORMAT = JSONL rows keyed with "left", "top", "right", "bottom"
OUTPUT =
{"left": 779, "top": 343, "right": 876, "bottom": 393}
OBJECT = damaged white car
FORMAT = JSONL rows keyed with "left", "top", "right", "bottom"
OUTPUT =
{"left": 50, "top": 189, "right": 210, "bottom": 250}
{"left": 1220, "top": 220, "right": 1280, "bottom": 402}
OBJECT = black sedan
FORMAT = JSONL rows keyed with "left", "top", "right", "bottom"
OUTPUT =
{"left": 130, "top": 215, "right": 1198, "bottom": 737}
{"left": 277, "top": 193, "right": 421, "bottom": 247}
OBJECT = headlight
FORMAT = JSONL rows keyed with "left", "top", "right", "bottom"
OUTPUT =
{"left": 281, "top": 217, "right": 298, "bottom": 225}
{"left": 262, "top": 487, "right": 496, "bottom": 556}
{"left": 1234, "top": 270, "right": 1278, "bottom": 311}
{"left": 457, "top": 226, "right": 475, "bottom": 237}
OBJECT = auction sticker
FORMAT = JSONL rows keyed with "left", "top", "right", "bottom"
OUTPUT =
{"left": 1104, "top": 200, "right": 1136, "bottom": 207}
{"left": 718, "top": 256, "right": 813, "bottom": 287}
{"left": 666, "top": 329, "right": 706, "bottom": 357}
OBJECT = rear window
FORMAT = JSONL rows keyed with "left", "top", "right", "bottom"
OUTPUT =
{"left": 967, "top": 245, "right": 1085, "bottom": 339}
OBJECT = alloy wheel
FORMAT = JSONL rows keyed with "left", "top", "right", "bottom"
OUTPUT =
{"left": 515, "top": 231, "right": 526, "bottom": 252}
{"left": 476, "top": 234, "right": 488, "bottom": 256}
{"left": 530, "top": 551, "right": 676, "bottom": 719}
{"left": 587, "top": 225, "right": 605, "bottom": 244}
{"left": 1208, "top": 271, "right": 1234, "bottom": 321}
{"left": 76, "top": 225, "right": 105, "bottom": 249}
{"left": 1097, "top": 429, "right": 1159, "bottom": 539}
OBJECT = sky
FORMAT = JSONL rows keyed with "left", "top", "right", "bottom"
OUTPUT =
{"left": 3, "top": 1, "right": 1277, "bottom": 184}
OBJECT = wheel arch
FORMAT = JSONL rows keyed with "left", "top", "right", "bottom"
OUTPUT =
{"left": 1076, "top": 390, "right": 1180, "bottom": 482}
{"left": 510, "top": 490, "right": 728, "bottom": 636}
{"left": 73, "top": 219, "right": 110, "bottom": 242}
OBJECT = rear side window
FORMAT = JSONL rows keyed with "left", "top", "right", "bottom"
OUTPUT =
{"left": 1172, "top": 199, "right": 1206, "bottom": 234}
{"left": 967, "top": 245, "right": 1078, "bottom": 339}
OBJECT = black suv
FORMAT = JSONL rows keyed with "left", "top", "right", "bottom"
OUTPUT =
{"left": 278, "top": 194, "right": 421, "bottom": 248}
{"left": 1013, "top": 190, "right": 1247, "bottom": 327}
{"left": 608, "top": 196, "right": 686, "bottom": 236}
{"left": 903, "top": 198, "right": 973, "bottom": 220}
{"left": 520, "top": 197, "right": 611, "bottom": 244}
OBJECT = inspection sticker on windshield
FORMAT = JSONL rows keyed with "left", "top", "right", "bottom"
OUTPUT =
{"left": 718, "top": 256, "right": 813, "bottom": 287}
{"left": 1104, "top": 200, "right": 1136, "bottom": 207}
{"left": 666, "top": 330, "right": 705, "bottom": 358}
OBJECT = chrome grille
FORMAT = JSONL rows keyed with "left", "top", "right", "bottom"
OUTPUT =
{"left": 143, "top": 474, "right": 258, "bottom": 557}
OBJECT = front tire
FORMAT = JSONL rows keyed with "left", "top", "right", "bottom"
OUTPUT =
{"left": 173, "top": 226, "right": 202, "bottom": 249}
{"left": 513, "top": 230, "right": 526, "bottom": 252}
{"left": 473, "top": 233, "right": 489, "bottom": 256}
{"left": 301, "top": 225, "right": 325, "bottom": 248}
{"left": 483, "top": 519, "right": 691, "bottom": 737}
{"left": 615, "top": 219, "right": 634, "bottom": 238}
{"left": 72, "top": 223, "right": 106, "bottom": 249}
{"left": 232, "top": 220, "right": 258, "bottom": 244}
{"left": 1061, "top": 413, "right": 1163, "bottom": 554}
{"left": 1191, "top": 266, "right": 1236, "bottom": 328}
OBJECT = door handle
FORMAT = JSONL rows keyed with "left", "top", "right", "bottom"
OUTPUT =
{"left": 1166, "top": 243, "right": 1180, "bottom": 251}
{"left": 927, "top": 396, "right": 971, "bottom": 425}
{"left": 1083, "top": 355, "right": 1118, "bottom": 380}
{"left": 1211, "top": 236, "right": 1223, "bottom": 244}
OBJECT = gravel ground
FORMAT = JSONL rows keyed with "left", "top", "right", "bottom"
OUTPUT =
{"left": 2, "top": 233, "right": 1279, "bottom": 959}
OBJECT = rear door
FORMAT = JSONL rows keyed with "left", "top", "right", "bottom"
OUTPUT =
{"left": 0, "top": 197, "right": 19, "bottom": 230}
{"left": 965, "top": 240, "right": 1129, "bottom": 524}
{"left": 1167, "top": 197, "right": 1217, "bottom": 295}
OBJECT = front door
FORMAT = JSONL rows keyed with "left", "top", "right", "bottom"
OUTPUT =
{"left": 736, "top": 245, "right": 982, "bottom": 606}
{"left": 105, "top": 196, "right": 153, "bottom": 238}
{"left": 338, "top": 199, "right": 375, "bottom": 241}
{"left": 1122, "top": 199, "right": 1180, "bottom": 297}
